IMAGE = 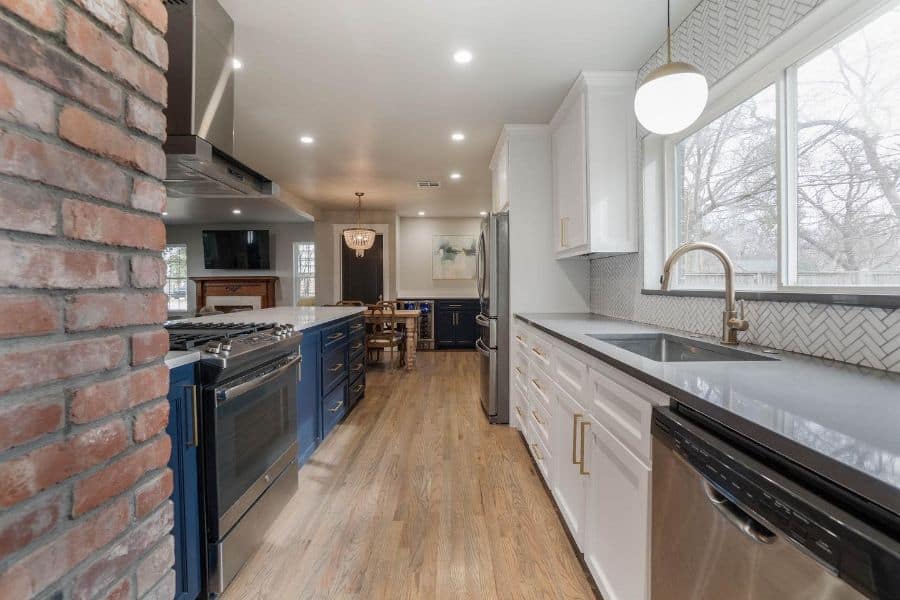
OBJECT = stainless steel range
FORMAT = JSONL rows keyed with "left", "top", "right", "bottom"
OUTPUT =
{"left": 165, "top": 321, "right": 302, "bottom": 596}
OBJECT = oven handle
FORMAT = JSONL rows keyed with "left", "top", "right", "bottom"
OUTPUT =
{"left": 216, "top": 355, "right": 301, "bottom": 403}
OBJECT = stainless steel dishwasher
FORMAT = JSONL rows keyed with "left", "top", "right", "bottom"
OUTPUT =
{"left": 651, "top": 406, "right": 900, "bottom": 600}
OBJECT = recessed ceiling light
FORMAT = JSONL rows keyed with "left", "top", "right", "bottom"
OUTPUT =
{"left": 453, "top": 49, "right": 473, "bottom": 64}
{"left": 232, "top": 209, "right": 242, "bottom": 215}
{"left": 418, "top": 211, "right": 426, "bottom": 216}
{"left": 299, "top": 135, "right": 315, "bottom": 144}
{"left": 451, "top": 132, "right": 465, "bottom": 142}
{"left": 450, "top": 172, "right": 462, "bottom": 180}
{"left": 232, "top": 58, "right": 243, "bottom": 70}
{"left": 480, "top": 211, "right": 488, "bottom": 216}
{"left": 161, "top": 211, "right": 168, "bottom": 216}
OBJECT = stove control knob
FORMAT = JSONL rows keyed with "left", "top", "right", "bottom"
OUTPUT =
{"left": 206, "top": 342, "right": 222, "bottom": 354}
{"left": 221, "top": 342, "right": 232, "bottom": 352}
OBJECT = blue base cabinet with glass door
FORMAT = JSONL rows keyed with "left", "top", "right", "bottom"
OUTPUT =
{"left": 167, "top": 364, "right": 202, "bottom": 600}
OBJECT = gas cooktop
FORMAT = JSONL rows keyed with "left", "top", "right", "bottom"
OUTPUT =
{"left": 166, "top": 322, "right": 280, "bottom": 350}
{"left": 165, "top": 321, "right": 302, "bottom": 374}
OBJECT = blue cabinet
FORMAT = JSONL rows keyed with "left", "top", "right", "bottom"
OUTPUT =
{"left": 295, "top": 314, "right": 367, "bottom": 467}
{"left": 166, "top": 364, "right": 202, "bottom": 600}
{"left": 435, "top": 300, "right": 479, "bottom": 349}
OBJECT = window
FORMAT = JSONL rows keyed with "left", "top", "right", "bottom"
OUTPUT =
{"left": 293, "top": 242, "right": 315, "bottom": 304}
{"left": 163, "top": 245, "right": 188, "bottom": 312}
{"left": 666, "top": 3, "right": 900, "bottom": 292}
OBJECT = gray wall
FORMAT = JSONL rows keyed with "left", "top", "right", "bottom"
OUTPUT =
{"left": 590, "top": 0, "right": 900, "bottom": 373}
{"left": 396, "top": 217, "right": 481, "bottom": 299}
{"left": 166, "top": 222, "right": 315, "bottom": 313}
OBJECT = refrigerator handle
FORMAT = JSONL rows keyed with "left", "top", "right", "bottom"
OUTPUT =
{"left": 476, "top": 232, "right": 486, "bottom": 300}
{"left": 475, "top": 314, "right": 491, "bottom": 327}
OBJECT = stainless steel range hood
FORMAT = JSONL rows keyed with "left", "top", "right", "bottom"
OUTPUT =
{"left": 163, "top": 0, "right": 277, "bottom": 198}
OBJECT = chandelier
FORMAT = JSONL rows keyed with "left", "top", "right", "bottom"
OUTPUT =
{"left": 342, "top": 192, "right": 376, "bottom": 258}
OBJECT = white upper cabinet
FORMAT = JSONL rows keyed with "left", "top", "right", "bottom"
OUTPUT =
{"left": 550, "top": 72, "right": 638, "bottom": 258}
{"left": 490, "top": 134, "right": 509, "bottom": 213}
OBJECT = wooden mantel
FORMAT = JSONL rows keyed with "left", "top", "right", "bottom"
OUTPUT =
{"left": 191, "top": 276, "right": 279, "bottom": 313}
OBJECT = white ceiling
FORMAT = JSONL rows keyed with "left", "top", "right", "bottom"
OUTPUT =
{"left": 219, "top": 0, "right": 702, "bottom": 218}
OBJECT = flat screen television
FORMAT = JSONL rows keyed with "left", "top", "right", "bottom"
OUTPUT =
{"left": 202, "top": 229, "right": 271, "bottom": 269}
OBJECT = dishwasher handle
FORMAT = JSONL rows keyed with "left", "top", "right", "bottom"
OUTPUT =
{"left": 703, "top": 480, "right": 776, "bottom": 545}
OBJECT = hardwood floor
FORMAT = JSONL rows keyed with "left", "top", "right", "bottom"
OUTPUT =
{"left": 223, "top": 351, "right": 597, "bottom": 600}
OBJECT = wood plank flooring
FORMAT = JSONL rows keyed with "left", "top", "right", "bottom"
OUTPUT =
{"left": 222, "top": 351, "right": 597, "bottom": 600}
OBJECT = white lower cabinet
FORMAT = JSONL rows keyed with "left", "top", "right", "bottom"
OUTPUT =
{"left": 551, "top": 382, "right": 589, "bottom": 549}
{"left": 583, "top": 416, "right": 651, "bottom": 600}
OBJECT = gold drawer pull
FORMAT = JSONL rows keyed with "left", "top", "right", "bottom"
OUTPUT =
{"left": 351, "top": 342, "right": 363, "bottom": 350}
{"left": 351, "top": 364, "right": 364, "bottom": 372}
{"left": 572, "top": 413, "right": 583, "bottom": 465}
{"left": 328, "top": 332, "right": 345, "bottom": 341}
{"left": 353, "top": 384, "right": 365, "bottom": 393}
{"left": 328, "top": 401, "right": 345, "bottom": 413}
{"left": 515, "top": 405, "right": 524, "bottom": 419}
{"left": 531, "top": 378, "right": 542, "bottom": 392}
{"left": 531, "top": 443, "right": 544, "bottom": 462}
{"left": 531, "top": 410, "right": 544, "bottom": 426}
{"left": 531, "top": 346, "right": 544, "bottom": 358}
{"left": 579, "top": 421, "right": 591, "bottom": 475}
{"left": 515, "top": 366, "right": 524, "bottom": 376}
{"left": 516, "top": 335, "right": 524, "bottom": 342}
{"left": 329, "top": 362, "right": 344, "bottom": 372}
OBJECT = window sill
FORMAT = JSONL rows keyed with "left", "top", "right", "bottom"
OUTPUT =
{"left": 640, "top": 288, "right": 900, "bottom": 309}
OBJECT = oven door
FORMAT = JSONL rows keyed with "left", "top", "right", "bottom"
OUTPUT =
{"left": 208, "top": 353, "right": 299, "bottom": 540}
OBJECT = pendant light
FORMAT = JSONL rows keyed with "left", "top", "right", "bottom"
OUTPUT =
{"left": 634, "top": 0, "right": 708, "bottom": 135}
{"left": 343, "top": 192, "right": 376, "bottom": 258}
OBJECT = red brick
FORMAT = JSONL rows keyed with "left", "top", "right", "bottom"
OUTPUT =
{"left": 66, "top": 8, "right": 167, "bottom": 106}
{"left": 133, "top": 399, "right": 169, "bottom": 443}
{"left": 0, "top": 18, "right": 122, "bottom": 118}
{"left": 131, "top": 14, "right": 167, "bottom": 70}
{"left": 0, "top": 70, "right": 56, "bottom": 133}
{"left": 65, "top": 291, "right": 167, "bottom": 332}
{"left": 59, "top": 106, "right": 165, "bottom": 178}
{"left": 70, "top": 374, "right": 129, "bottom": 424}
{"left": 62, "top": 198, "right": 165, "bottom": 250}
{"left": 0, "top": 128, "right": 130, "bottom": 204}
{"left": 0, "top": 179, "right": 58, "bottom": 235}
{"left": 70, "top": 501, "right": 173, "bottom": 600}
{"left": 0, "top": 295, "right": 60, "bottom": 339}
{"left": 136, "top": 536, "right": 174, "bottom": 595}
{"left": 0, "top": 239, "right": 121, "bottom": 289}
{"left": 73, "top": 0, "right": 127, "bottom": 35}
{"left": 0, "top": 490, "right": 64, "bottom": 560}
{"left": 0, "top": 0, "right": 61, "bottom": 32}
{"left": 0, "top": 420, "right": 127, "bottom": 509}
{"left": 124, "top": 0, "right": 167, "bottom": 34}
{"left": 126, "top": 94, "right": 166, "bottom": 141}
{"left": 98, "top": 577, "right": 131, "bottom": 600}
{"left": 72, "top": 434, "right": 170, "bottom": 516}
{"left": 0, "top": 396, "right": 64, "bottom": 452}
{"left": 70, "top": 363, "right": 168, "bottom": 423}
{"left": 129, "top": 363, "right": 169, "bottom": 406}
{"left": 131, "top": 177, "right": 166, "bottom": 213}
{"left": 0, "top": 498, "right": 129, "bottom": 599}
{"left": 131, "top": 328, "right": 168, "bottom": 364}
{"left": 134, "top": 468, "right": 172, "bottom": 518}
{"left": 0, "top": 335, "right": 125, "bottom": 395}
{"left": 131, "top": 255, "right": 166, "bottom": 289}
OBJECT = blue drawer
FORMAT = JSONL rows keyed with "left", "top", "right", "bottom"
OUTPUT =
{"left": 348, "top": 335, "right": 365, "bottom": 358}
{"left": 322, "top": 382, "right": 347, "bottom": 436}
{"left": 349, "top": 375, "right": 365, "bottom": 410}
{"left": 321, "top": 344, "right": 347, "bottom": 393}
{"left": 347, "top": 317, "right": 366, "bottom": 339}
{"left": 321, "top": 320, "right": 349, "bottom": 351}
{"left": 348, "top": 352, "right": 365, "bottom": 381}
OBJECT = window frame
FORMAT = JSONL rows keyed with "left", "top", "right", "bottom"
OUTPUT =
{"left": 163, "top": 243, "right": 189, "bottom": 314}
{"left": 292, "top": 241, "right": 316, "bottom": 305}
{"left": 657, "top": 0, "right": 900, "bottom": 296}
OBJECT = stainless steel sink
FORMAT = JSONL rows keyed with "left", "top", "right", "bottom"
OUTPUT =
{"left": 585, "top": 333, "right": 778, "bottom": 363}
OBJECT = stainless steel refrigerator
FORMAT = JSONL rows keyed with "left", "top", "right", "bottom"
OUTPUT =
{"left": 476, "top": 213, "right": 509, "bottom": 424}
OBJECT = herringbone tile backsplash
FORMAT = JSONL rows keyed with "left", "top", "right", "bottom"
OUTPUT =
{"left": 591, "top": 0, "right": 900, "bottom": 373}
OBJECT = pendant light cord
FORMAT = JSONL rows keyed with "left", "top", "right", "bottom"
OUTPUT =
{"left": 666, "top": 0, "right": 672, "bottom": 63}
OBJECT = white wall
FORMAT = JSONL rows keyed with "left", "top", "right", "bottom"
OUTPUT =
{"left": 396, "top": 217, "right": 481, "bottom": 298}
{"left": 166, "top": 222, "right": 315, "bottom": 313}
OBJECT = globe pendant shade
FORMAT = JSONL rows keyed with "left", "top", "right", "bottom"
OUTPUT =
{"left": 634, "top": 62, "right": 708, "bottom": 135}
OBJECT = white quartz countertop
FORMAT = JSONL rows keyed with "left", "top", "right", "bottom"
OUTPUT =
{"left": 164, "top": 306, "right": 365, "bottom": 368}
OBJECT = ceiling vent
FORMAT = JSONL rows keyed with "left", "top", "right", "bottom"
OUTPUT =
{"left": 416, "top": 180, "right": 441, "bottom": 189}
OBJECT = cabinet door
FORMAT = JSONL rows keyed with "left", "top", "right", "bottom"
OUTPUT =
{"left": 166, "top": 365, "right": 202, "bottom": 600}
{"left": 552, "top": 90, "right": 588, "bottom": 254}
{"left": 584, "top": 417, "right": 650, "bottom": 600}
{"left": 455, "top": 309, "right": 477, "bottom": 348}
{"left": 435, "top": 309, "right": 456, "bottom": 348}
{"left": 297, "top": 329, "right": 320, "bottom": 466}
{"left": 551, "top": 383, "right": 589, "bottom": 549}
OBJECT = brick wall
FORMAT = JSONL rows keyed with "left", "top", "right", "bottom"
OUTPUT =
{"left": 0, "top": 1, "right": 173, "bottom": 598}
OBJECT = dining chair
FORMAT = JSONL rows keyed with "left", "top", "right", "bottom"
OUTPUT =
{"left": 366, "top": 302, "right": 406, "bottom": 370}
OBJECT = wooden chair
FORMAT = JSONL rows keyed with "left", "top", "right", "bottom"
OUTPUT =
{"left": 366, "top": 302, "right": 406, "bottom": 370}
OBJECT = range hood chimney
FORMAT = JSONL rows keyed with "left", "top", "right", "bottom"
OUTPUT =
{"left": 163, "top": 0, "right": 277, "bottom": 198}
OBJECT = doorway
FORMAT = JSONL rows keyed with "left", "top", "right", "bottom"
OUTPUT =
{"left": 341, "top": 234, "right": 384, "bottom": 304}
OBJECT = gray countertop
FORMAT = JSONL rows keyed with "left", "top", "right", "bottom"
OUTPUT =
{"left": 516, "top": 313, "right": 900, "bottom": 517}
{"left": 164, "top": 306, "right": 365, "bottom": 368}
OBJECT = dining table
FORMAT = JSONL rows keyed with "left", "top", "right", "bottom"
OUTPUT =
{"left": 364, "top": 308, "right": 420, "bottom": 370}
